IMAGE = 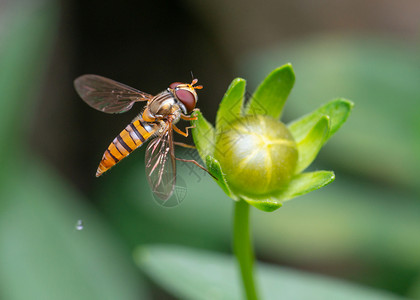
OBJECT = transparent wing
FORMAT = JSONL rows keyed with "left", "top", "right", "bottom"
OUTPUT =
{"left": 145, "top": 123, "right": 176, "bottom": 201}
{"left": 74, "top": 74, "right": 153, "bottom": 113}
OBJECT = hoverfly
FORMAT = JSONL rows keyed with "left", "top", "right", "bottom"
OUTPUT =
{"left": 74, "top": 74, "right": 211, "bottom": 200}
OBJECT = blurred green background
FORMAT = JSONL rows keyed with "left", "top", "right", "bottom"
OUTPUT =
{"left": 1, "top": 0, "right": 419, "bottom": 299}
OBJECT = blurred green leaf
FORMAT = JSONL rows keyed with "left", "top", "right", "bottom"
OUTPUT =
{"left": 408, "top": 277, "right": 420, "bottom": 299}
{"left": 191, "top": 110, "right": 215, "bottom": 162}
{"left": 294, "top": 116, "right": 330, "bottom": 173}
{"left": 245, "top": 64, "right": 295, "bottom": 119}
{"left": 0, "top": 159, "right": 148, "bottom": 300}
{"left": 0, "top": 0, "right": 58, "bottom": 157}
{"left": 215, "top": 78, "right": 246, "bottom": 132}
{"left": 288, "top": 98, "right": 353, "bottom": 143}
{"left": 135, "top": 244, "right": 404, "bottom": 300}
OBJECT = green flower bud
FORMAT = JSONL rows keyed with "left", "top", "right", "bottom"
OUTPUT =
{"left": 214, "top": 114, "right": 298, "bottom": 198}
{"left": 191, "top": 65, "right": 351, "bottom": 211}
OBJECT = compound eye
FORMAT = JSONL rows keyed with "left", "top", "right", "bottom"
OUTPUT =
{"left": 175, "top": 89, "right": 196, "bottom": 113}
{"left": 169, "top": 82, "right": 183, "bottom": 89}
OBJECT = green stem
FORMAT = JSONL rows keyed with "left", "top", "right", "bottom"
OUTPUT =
{"left": 233, "top": 199, "right": 259, "bottom": 300}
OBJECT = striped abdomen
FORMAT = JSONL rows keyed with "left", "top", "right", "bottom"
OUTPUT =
{"left": 96, "top": 118, "right": 158, "bottom": 177}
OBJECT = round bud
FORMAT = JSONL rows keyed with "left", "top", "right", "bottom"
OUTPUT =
{"left": 175, "top": 89, "right": 196, "bottom": 113}
{"left": 214, "top": 115, "right": 298, "bottom": 198}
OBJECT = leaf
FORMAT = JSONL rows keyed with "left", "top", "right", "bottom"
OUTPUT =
{"left": 288, "top": 98, "right": 353, "bottom": 143}
{"left": 295, "top": 115, "right": 330, "bottom": 173}
{"left": 245, "top": 64, "right": 295, "bottom": 119}
{"left": 135, "top": 245, "right": 405, "bottom": 300}
{"left": 205, "top": 155, "right": 238, "bottom": 201}
{"left": 408, "top": 277, "right": 420, "bottom": 299}
{"left": 191, "top": 110, "right": 215, "bottom": 162}
{"left": 276, "top": 171, "right": 335, "bottom": 202}
{"left": 0, "top": 0, "right": 58, "bottom": 157}
{"left": 215, "top": 78, "right": 246, "bottom": 132}
{"left": 0, "top": 158, "right": 149, "bottom": 300}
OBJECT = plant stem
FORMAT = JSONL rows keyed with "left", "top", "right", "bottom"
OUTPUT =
{"left": 233, "top": 199, "right": 259, "bottom": 300}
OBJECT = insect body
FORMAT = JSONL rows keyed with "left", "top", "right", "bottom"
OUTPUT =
{"left": 96, "top": 117, "right": 157, "bottom": 177}
{"left": 74, "top": 75, "right": 208, "bottom": 200}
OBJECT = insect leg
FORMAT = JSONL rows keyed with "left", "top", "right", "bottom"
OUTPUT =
{"left": 180, "top": 115, "right": 198, "bottom": 121}
{"left": 172, "top": 124, "right": 195, "bottom": 137}
{"left": 180, "top": 108, "right": 200, "bottom": 121}
{"left": 174, "top": 141, "right": 196, "bottom": 149}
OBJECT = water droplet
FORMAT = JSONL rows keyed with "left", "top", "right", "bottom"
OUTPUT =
{"left": 75, "top": 219, "right": 84, "bottom": 231}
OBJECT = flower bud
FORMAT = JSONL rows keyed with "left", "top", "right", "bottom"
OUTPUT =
{"left": 214, "top": 115, "right": 298, "bottom": 198}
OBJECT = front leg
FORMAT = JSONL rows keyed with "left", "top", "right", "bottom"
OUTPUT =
{"left": 180, "top": 108, "right": 200, "bottom": 121}
{"left": 172, "top": 124, "right": 195, "bottom": 137}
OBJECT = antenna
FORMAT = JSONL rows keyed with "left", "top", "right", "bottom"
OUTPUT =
{"left": 189, "top": 71, "right": 203, "bottom": 89}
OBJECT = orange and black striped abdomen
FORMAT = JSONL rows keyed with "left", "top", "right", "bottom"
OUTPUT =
{"left": 96, "top": 118, "right": 158, "bottom": 177}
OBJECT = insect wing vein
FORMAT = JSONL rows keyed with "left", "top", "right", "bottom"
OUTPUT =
{"left": 145, "top": 126, "right": 176, "bottom": 200}
{"left": 74, "top": 74, "right": 153, "bottom": 113}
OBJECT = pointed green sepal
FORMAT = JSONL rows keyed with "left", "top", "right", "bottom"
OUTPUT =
{"left": 205, "top": 155, "right": 238, "bottom": 201}
{"left": 275, "top": 171, "right": 335, "bottom": 202}
{"left": 191, "top": 110, "right": 215, "bottom": 162}
{"left": 240, "top": 195, "right": 283, "bottom": 212}
{"left": 245, "top": 64, "right": 295, "bottom": 119}
{"left": 216, "top": 78, "right": 246, "bottom": 132}
{"left": 288, "top": 98, "right": 353, "bottom": 142}
{"left": 295, "top": 116, "right": 330, "bottom": 173}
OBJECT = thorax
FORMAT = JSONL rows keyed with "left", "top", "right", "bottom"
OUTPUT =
{"left": 145, "top": 90, "right": 183, "bottom": 124}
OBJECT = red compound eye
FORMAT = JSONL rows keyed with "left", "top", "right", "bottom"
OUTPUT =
{"left": 175, "top": 89, "right": 196, "bottom": 113}
{"left": 169, "top": 82, "right": 183, "bottom": 89}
